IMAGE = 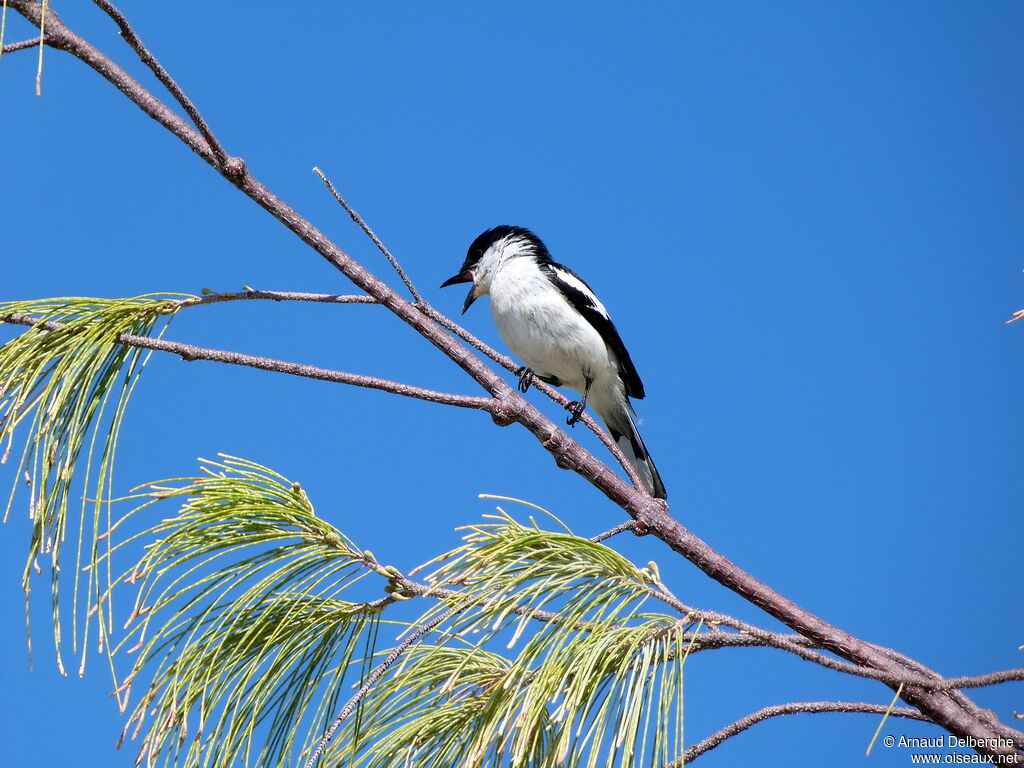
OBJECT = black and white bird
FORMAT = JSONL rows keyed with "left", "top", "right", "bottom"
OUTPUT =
{"left": 441, "top": 225, "right": 666, "bottom": 499}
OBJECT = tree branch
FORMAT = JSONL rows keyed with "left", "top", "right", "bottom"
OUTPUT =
{"left": 677, "top": 701, "right": 931, "bottom": 764}
{"left": 313, "top": 173, "right": 648, "bottom": 490}
{"left": 590, "top": 520, "right": 639, "bottom": 543}
{"left": 175, "top": 290, "right": 378, "bottom": 309}
{"left": 1, "top": 37, "right": 37, "bottom": 54}
{"left": 367, "top": 552, "right": 1024, "bottom": 698}
{"left": 90, "top": 0, "right": 231, "bottom": 169}
{"left": 304, "top": 605, "right": 463, "bottom": 768}
{"left": 0, "top": 312, "right": 494, "bottom": 412}
{"left": 5, "top": 1, "right": 1021, "bottom": 759}
{"left": 939, "top": 669, "right": 1024, "bottom": 691}
{"left": 313, "top": 167, "right": 423, "bottom": 304}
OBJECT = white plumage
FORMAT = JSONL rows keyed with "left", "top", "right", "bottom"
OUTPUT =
{"left": 441, "top": 225, "right": 666, "bottom": 499}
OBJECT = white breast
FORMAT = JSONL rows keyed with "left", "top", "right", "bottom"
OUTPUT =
{"left": 487, "top": 259, "right": 615, "bottom": 397}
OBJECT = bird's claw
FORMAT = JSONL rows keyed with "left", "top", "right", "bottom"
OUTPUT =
{"left": 516, "top": 366, "right": 535, "bottom": 393}
{"left": 566, "top": 400, "right": 586, "bottom": 427}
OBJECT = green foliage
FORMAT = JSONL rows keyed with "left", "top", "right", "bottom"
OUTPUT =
{"left": 0, "top": 294, "right": 189, "bottom": 672}
{"left": 112, "top": 456, "right": 395, "bottom": 768}
{"left": 2, "top": 298, "right": 695, "bottom": 768}
{"left": 328, "top": 508, "right": 693, "bottom": 768}
{"left": 99, "top": 466, "right": 692, "bottom": 768}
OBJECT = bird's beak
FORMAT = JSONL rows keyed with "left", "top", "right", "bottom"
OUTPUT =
{"left": 440, "top": 270, "right": 478, "bottom": 314}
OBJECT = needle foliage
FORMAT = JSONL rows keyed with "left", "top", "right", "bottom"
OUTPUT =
{"left": 2, "top": 298, "right": 694, "bottom": 768}
{"left": 0, "top": 295, "right": 187, "bottom": 671}
{"left": 328, "top": 510, "right": 692, "bottom": 768}
{"left": 111, "top": 456, "right": 393, "bottom": 768}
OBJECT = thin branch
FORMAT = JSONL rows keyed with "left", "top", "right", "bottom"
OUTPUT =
{"left": 0, "top": 312, "right": 495, "bottom": 412}
{"left": 669, "top": 606, "right": 948, "bottom": 690}
{"left": 91, "top": 0, "right": 231, "bottom": 170}
{"left": 172, "top": 289, "right": 379, "bottom": 309}
{"left": 939, "top": 669, "right": 1024, "bottom": 691}
{"left": 5, "top": 2, "right": 1021, "bottom": 758}
{"left": 868, "top": 644, "right": 999, "bottom": 734}
{"left": 369, "top": 559, "right": 1024, "bottom": 698}
{"left": 2, "top": 36, "right": 35, "bottom": 53}
{"left": 313, "top": 167, "right": 423, "bottom": 304}
{"left": 677, "top": 701, "right": 931, "bottom": 764}
{"left": 590, "top": 520, "right": 639, "bottom": 543}
{"left": 304, "top": 604, "right": 463, "bottom": 768}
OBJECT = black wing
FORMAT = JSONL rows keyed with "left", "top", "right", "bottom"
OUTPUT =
{"left": 543, "top": 262, "right": 646, "bottom": 399}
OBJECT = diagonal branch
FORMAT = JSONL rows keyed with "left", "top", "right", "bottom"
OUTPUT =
{"left": 0, "top": 312, "right": 495, "bottom": 412}
{"left": 313, "top": 167, "right": 424, "bottom": 304}
{"left": 308, "top": 167, "right": 646, "bottom": 488}
{"left": 939, "top": 669, "right": 1024, "bottom": 691}
{"left": 364, "top": 550, "right": 1024, "bottom": 697}
{"left": 2, "top": 37, "right": 36, "bottom": 54}
{"left": 5, "top": 1, "right": 1021, "bottom": 759}
{"left": 304, "top": 604, "right": 463, "bottom": 768}
{"left": 590, "top": 520, "right": 639, "bottom": 542}
{"left": 91, "top": 0, "right": 230, "bottom": 169}
{"left": 677, "top": 701, "right": 931, "bottom": 764}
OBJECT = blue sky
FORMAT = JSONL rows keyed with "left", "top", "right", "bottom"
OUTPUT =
{"left": 1, "top": 2, "right": 1022, "bottom": 766}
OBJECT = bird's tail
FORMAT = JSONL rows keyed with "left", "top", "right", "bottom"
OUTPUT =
{"left": 603, "top": 408, "right": 667, "bottom": 500}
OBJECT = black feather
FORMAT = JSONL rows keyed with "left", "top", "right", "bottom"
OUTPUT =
{"left": 541, "top": 263, "right": 646, "bottom": 400}
{"left": 461, "top": 225, "right": 549, "bottom": 272}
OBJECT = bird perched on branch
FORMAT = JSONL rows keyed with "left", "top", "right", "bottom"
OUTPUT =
{"left": 441, "top": 225, "right": 666, "bottom": 499}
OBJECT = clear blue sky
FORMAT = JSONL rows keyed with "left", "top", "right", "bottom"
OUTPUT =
{"left": 1, "top": 2, "right": 1021, "bottom": 766}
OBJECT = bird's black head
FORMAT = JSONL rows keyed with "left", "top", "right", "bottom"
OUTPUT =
{"left": 462, "top": 225, "right": 549, "bottom": 270}
{"left": 440, "top": 226, "right": 551, "bottom": 313}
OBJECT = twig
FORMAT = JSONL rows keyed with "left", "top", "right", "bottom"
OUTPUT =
{"left": 172, "top": 290, "right": 379, "bottom": 309}
{"left": 2, "top": 37, "right": 36, "bottom": 54}
{"left": 91, "top": 0, "right": 231, "bottom": 169}
{"left": 938, "top": 669, "right": 1024, "bottom": 691}
{"left": 590, "top": 520, "right": 638, "bottom": 543}
{"left": 304, "top": 604, "right": 463, "bottom": 768}
{"left": 0, "top": 312, "right": 495, "bottom": 412}
{"left": 313, "top": 167, "right": 423, "bottom": 303}
{"left": 676, "top": 701, "right": 930, "bottom": 764}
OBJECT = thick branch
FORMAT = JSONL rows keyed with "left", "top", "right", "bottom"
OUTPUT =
{"left": 678, "top": 701, "right": 931, "bottom": 764}
{"left": 371, "top": 555, "right": 1024, "bottom": 696}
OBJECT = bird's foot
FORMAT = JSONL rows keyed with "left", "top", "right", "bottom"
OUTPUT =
{"left": 516, "top": 366, "right": 535, "bottom": 393}
{"left": 566, "top": 400, "right": 586, "bottom": 427}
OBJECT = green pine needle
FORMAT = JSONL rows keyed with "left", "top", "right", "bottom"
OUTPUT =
{"left": 0, "top": 294, "right": 191, "bottom": 672}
